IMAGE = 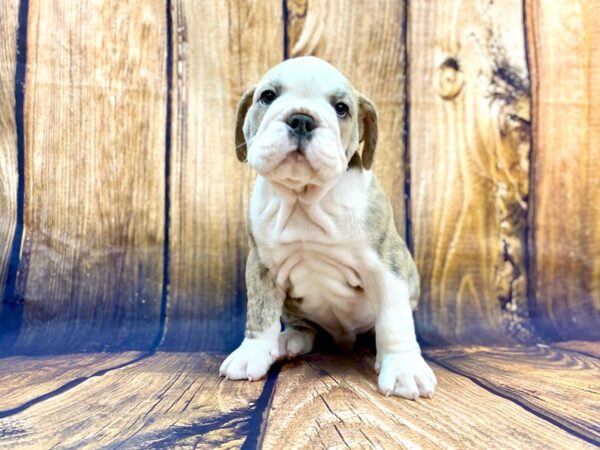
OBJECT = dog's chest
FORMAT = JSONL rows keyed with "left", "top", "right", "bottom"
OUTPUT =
{"left": 281, "top": 247, "right": 376, "bottom": 335}
{"left": 250, "top": 173, "right": 378, "bottom": 335}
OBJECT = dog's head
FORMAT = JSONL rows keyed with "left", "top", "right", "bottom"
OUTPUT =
{"left": 235, "top": 57, "right": 378, "bottom": 193}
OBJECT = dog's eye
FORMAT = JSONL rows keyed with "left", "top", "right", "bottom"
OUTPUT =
{"left": 334, "top": 102, "right": 349, "bottom": 118}
{"left": 259, "top": 90, "right": 277, "bottom": 106}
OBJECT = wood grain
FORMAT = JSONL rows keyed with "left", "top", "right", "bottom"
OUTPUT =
{"left": 0, "top": 353, "right": 267, "bottom": 449}
{"left": 409, "top": 0, "right": 532, "bottom": 343}
{"left": 554, "top": 341, "right": 600, "bottom": 359}
{"left": 0, "top": 349, "right": 598, "bottom": 448}
{"left": 162, "top": 0, "right": 283, "bottom": 351}
{"left": 286, "top": 0, "right": 407, "bottom": 237}
{"left": 0, "top": 0, "right": 19, "bottom": 301}
{"left": 0, "top": 352, "right": 140, "bottom": 411}
{"left": 10, "top": 0, "right": 168, "bottom": 352}
{"left": 527, "top": 0, "right": 600, "bottom": 340}
{"left": 427, "top": 345, "right": 600, "bottom": 443}
{"left": 263, "top": 352, "right": 593, "bottom": 449}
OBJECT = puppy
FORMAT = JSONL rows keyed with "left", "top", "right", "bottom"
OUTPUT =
{"left": 219, "top": 57, "right": 436, "bottom": 399}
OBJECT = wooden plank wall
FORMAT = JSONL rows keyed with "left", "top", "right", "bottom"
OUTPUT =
{"left": 527, "top": 0, "right": 600, "bottom": 341}
{"left": 0, "top": 1, "right": 19, "bottom": 315}
{"left": 162, "top": 0, "right": 282, "bottom": 352}
{"left": 0, "top": 0, "right": 598, "bottom": 353}
{"left": 1, "top": 0, "right": 168, "bottom": 354}
{"left": 409, "top": 0, "right": 531, "bottom": 344}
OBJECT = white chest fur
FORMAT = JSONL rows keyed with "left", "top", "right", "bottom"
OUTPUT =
{"left": 250, "top": 170, "right": 381, "bottom": 338}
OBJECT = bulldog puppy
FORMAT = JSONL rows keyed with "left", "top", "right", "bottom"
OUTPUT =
{"left": 219, "top": 57, "right": 436, "bottom": 399}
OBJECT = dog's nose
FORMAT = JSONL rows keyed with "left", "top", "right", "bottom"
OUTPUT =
{"left": 286, "top": 113, "right": 316, "bottom": 136}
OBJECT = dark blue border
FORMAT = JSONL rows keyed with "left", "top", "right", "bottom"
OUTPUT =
{"left": 240, "top": 364, "right": 281, "bottom": 450}
{"left": 0, "top": 0, "right": 29, "bottom": 345}
{"left": 282, "top": 0, "right": 289, "bottom": 60}
{"left": 0, "top": 352, "right": 150, "bottom": 418}
{"left": 152, "top": 0, "right": 173, "bottom": 351}
{"left": 401, "top": 0, "right": 412, "bottom": 252}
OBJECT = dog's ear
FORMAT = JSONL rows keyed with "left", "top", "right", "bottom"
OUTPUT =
{"left": 235, "top": 87, "right": 255, "bottom": 162}
{"left": 358, "top": 94, "right": 378, "bottom": 170}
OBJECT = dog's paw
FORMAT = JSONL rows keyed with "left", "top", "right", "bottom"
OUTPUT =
{"left": 278, "top": 329, "right": 314, "bottom": 359}
{"left": 375, "top": 351, "right": 437, "bottom": 400}
{"left": 219, "top": 338, "right": 278, "bottom": 381}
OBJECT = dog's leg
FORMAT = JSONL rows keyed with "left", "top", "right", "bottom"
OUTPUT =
{"left": 219, "top": 248, "right": 284, "bottom": 381}
{"left": 279, "top": 305, "right": 317, "bottom": 358}
{"left": 373, "top": 272, "right": 437, "bottom": 399}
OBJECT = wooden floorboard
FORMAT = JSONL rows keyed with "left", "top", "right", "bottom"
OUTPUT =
{"left": 0, "top": 347, "right": 597, "bottom": 449}
{"left": 554, "top": 341, "right": 600, "bottom": 359}
{"left": 426, "top": 344, "right": 600, "bottom": 444}
{"left": 0, "top": 352, "right": 267, "bottom": 449}
{"left": 262, "top": 352, "right": 594, "bottom": 450}
{"left": 0, "top": 352, "right": 141, "bottom": 412}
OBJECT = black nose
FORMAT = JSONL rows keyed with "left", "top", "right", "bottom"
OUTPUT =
{"left": 286, "top": 113, "right": 316, "bottom": 136}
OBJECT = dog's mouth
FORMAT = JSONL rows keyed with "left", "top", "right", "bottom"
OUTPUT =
{"left": 280, "top": 133, "right": 311, "bottom": 166}
{"left": 283, "top": 148, "right": 307, "bottom": 164}
{"left": 269, "top": 146, "right": 322, "bottom": 193}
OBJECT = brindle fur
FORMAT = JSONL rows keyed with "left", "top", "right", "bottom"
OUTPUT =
{"left": 364, "top": 177, "right": 420, "bottom": 310}
{"left": 245, "top": 233, "right": 319, "bottom": 337}
{"left": 244, "top": 246, "right": 284, "bottom": 338}
{"left": 282, "top": 297, "right": 319, "bottom": 336}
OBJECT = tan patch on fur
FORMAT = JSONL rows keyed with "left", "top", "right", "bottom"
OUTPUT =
{"left": 235, "top": 88, "right": 255, "bottom": 162}
{"left": 358, "top": 95, "right": 378, "bottom": 170}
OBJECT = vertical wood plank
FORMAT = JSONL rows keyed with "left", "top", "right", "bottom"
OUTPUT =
{"left": 527, "top": 0, "right": 600, "bottom": 340}
{"left": 162, "top": 0, "right": 283, "bottom": 351}
{"left": 409, "top": 0, "right": 532, "bottom": 343}
{"left": 287, "top": 0, "right": 407, "bottom": 237}
{"left": 12, "top": 0, "right": 167, "bottom": 352}
{"left": 0, "top": 0, "right": 19, "bottom": 302}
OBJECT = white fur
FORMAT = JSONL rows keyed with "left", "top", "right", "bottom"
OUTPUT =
{"left": 219, "top": 322, "right": 279, "bottom": 381}
{"left": 278, "top": 329, "right": 314, "bottom": 358}
{"left": 220, "top": 57, "right": 436, "bottom": 399}
{"left": 245, "top": 59, "right": 352, "bottom": 188}
{"left": 251, "top": 170, "right": 377, "bottom": 340}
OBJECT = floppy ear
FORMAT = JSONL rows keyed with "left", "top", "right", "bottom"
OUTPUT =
{"left": 358, "top": 95, "right": 378, "bottom": 170}
{"left": 235, "top": 87, "right": 255, "bottom": 162}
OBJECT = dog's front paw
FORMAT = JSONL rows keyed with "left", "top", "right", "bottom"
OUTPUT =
{"left": 278, "top": 329, "right": 314, "bottom": 359}
{"left": 219, "top": 338, "right": 279, "bottom": 381}
{"left": 375, "top": 351, "right": 437, "bottom": 400}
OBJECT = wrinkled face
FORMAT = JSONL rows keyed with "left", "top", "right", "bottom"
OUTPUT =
{"left": 236, "top": 57, "right": 377, "bottom": 193}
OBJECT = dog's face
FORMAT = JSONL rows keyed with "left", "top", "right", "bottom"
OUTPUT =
{"left": 235, "top": 57, "right": 377, "bottom": 192}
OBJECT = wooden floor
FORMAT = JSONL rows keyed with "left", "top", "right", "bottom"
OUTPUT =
{"left": 0, "top": 342, "right": 598, "bottom": 449}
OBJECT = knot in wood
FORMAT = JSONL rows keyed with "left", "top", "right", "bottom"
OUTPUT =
{"left": 436, "top": 57, "right": 464, "bottom": 100}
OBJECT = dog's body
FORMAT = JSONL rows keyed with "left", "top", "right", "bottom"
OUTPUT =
{"left": 220, "top": 57, "right": 436, "bottom": 399}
